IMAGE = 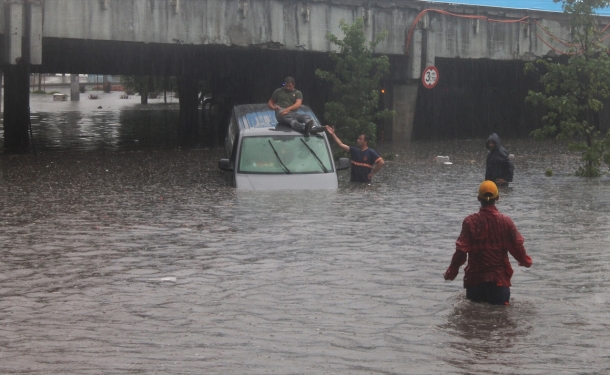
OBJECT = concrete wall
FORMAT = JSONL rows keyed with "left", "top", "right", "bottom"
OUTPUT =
{"left": 2, "top": 1, "right": 603, "bottom": 64}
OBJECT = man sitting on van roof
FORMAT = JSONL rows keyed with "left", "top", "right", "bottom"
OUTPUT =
{"left": 268, "top": 77, "right": 324, "bottom": 135}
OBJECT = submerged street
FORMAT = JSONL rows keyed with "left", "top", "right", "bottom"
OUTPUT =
{"left": 0, "top": 95, "right": 609, "bottom": 374}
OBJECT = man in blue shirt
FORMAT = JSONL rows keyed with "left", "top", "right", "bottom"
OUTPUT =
{"left": 325, "top": 125, "right": 385, "bottom": 182}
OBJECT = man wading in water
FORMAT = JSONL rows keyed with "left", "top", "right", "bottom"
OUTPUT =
{"left": 443, "top": 180, "right": 533, "bottom": 305}
{"left": 485, "top": 133, "right": 514, "bottom": 187}
{"left": 324, "top": 125, "right": 385, "bottom": 183}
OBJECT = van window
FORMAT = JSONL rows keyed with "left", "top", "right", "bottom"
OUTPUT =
{"left": 238, "top": 136, "right": 333, "bottom": 174}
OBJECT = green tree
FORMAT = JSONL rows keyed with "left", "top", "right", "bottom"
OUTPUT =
{"left": 315, "top": 18, "right": 395, "bottom": 144}
{"left": 525, "top": 0, "right": 610, "bottom": 176}
{"left": 120, "top": 75, "right": 176, "bottom": 103}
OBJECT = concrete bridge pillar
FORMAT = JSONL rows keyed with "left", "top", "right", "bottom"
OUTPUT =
{"left": 177, "top": 76, "right": 200, "bottom": 146}
{"left": 3, "top": 62, "right": 31, "bottom": 152}
{"left": 2, "top": 0, "right": 43, "bottom": 152}
{"left": 392, "top": 81, "right": 419, "bottom": 143}
{"left": 396, "top": 18, "right": 436, "bottom": 142}
{"left": 70, "top": 74, "right": 80, "bottom": 101}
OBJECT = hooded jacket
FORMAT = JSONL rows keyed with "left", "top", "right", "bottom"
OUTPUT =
{"left": 485, "top": 133, "right": 514, "bottom": 183}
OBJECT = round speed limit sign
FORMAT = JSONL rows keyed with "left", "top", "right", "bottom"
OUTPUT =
{"left": 422, "top": 66, "right": 439, "bottom": 89}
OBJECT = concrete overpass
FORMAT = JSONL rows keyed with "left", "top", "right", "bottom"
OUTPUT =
{"left": 2, "top": 0, "right": 608, "bottom": 151}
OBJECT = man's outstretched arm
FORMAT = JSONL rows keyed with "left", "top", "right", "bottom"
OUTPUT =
{"left": 324, "top": 125, "right": 350, "bottom": 152}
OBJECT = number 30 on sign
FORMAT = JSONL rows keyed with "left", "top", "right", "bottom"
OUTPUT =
{"left": 422, "top": 66, "right": 439, "bottom": 89}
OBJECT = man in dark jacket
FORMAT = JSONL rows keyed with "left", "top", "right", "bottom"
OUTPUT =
{"left": 444, "top": 180, "right": 533, "bottom": 305}
{"left": 485, "top": 133, "right": 514, "bottom": 186}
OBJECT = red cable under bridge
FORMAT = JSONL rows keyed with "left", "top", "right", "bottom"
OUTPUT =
{"left": 405, "top": 8, "right": 610, "bottom": 57}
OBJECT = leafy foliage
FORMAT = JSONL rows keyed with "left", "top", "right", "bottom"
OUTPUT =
{"left": 315, "top": 18, "right": 395, "bottom": 144}
{"left": 120, "top": 76, "right": 176, "bottom": 98}
{"left": 525, "top": 0, "right": 610, "bottom": 176}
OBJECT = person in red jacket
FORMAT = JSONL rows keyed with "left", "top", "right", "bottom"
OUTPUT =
{"left": 444, "top": 180, "right": 533, "bottom": 305}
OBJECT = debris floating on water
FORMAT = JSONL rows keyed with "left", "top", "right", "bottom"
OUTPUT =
{"left": 147, "top": 277, "right": 177, "bottom": 282}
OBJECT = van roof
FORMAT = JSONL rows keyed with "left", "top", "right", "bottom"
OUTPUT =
{"left": 234, "top": 103, "right": 319, "bottom": 130}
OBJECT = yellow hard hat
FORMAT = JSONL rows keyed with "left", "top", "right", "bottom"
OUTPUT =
{"left": 478, "top": 180, "right": 498, "bottom": 201}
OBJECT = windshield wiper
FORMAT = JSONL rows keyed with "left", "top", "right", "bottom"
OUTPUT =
{"left": 300, "top": 138, "right": 329, "bottom": 173}
{"left": 268, "top": 140, "right": 291, "bottom": 174}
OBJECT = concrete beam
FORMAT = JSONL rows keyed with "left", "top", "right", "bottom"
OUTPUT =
{"left": 29, "top": 2, "right": 43, "bottom": 65}
{"left": 407, "top": 29, "right": 422, "bottom": 80}
{"left": 34, "top": 0, "right": 589, "bottom": 58}
{"left": 2, "top": 2, "right": 43, "bottom": 65}
{"left": 424, "top": 29, "right": 435, "bottom": 69}
{"left": 4, "top": 2, "right": 23, "bottom": 65}
{"left": 2, "top": 0, "right": 607, "bottom": 64}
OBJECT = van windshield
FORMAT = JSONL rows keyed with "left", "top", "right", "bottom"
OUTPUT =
{"left": 238, "top": 136, "right": 334, "bottom": 174}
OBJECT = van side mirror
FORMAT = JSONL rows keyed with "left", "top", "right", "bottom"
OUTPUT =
{"left": 336, "top": 157, "right": 350, "bottom": 171}
{"left": 218, "top": 159, "right": 233, "bottom": 172}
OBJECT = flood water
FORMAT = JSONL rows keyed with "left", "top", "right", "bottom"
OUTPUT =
{"left": 1, "top": 92, "right": 609, "bottom": 374}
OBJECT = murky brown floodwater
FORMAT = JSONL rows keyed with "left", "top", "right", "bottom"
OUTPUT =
{"left": 1, "top": 92, "right": 609, "bottom": 374}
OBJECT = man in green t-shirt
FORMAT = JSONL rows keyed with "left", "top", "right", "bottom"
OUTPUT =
{"left": 268, "top": 77, "right": 323, "bottom": 135}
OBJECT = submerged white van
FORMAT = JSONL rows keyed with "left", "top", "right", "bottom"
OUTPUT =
{"left": 218, "top": 104, "right": 350, "bottom": 190}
